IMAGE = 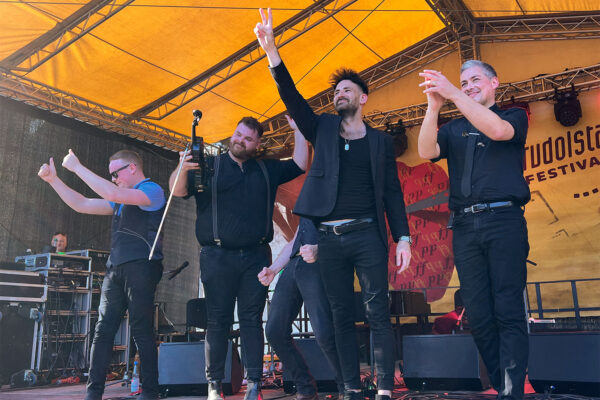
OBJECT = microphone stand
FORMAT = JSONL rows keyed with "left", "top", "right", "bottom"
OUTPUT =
{"left": 149, "top": 112, "right": 202, "bottom": 260}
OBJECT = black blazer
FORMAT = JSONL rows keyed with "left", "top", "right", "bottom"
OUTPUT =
{"left": 270, "top": 62, "right": 410, "bottom": 247}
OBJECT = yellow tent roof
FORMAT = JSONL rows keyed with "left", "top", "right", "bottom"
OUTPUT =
{"left": 1, "top": 0, "right": 598, "bottom": 149}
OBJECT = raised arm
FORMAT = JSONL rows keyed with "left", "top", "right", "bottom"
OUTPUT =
{"left": 287, "top": 115, "right": 309, "bottom": 171}
{"left": 62, "top": 149, "right": 150, "bottom": 206}
{"left": 169, "top": 150, "right": 199, "bottom": 197}
{"left": 255, "top": 8, "right": 319, "bottom": 144}
{"left": 254, "top": 8, "right": 281, "bottom": 68}
{"left": 419, "top": 70, "right": 515, "bottom": 141}
{"left": 417, "top": 72, "right": 444, "bottom": 159}
{"left": 38, "top": 157, "right": 113, "bottom": 215}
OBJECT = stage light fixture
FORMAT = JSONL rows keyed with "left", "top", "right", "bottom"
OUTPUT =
{"left": 385, "top": 119, "right": 407, "bottom": 156}
{"left": 554, "top": 87, "right": 582, "bottom": 127}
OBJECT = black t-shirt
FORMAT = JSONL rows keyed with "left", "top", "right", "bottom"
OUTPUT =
{"left": 188, "top": 153, "right": 303, "bottom": 248}
{"left": 433, "top": 104, "right": 530, "bottom": 210}
{"left": 324, "top": 135, "right": 377, "bottom": 221}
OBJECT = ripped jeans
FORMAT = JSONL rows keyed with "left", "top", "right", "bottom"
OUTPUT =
{"left": 317, "top": 224, "right": 395, "bottom": 391}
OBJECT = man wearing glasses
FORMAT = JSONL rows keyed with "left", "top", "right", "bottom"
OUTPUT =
{"left": 38, "top": 149, "right": 166, "bottom": 400}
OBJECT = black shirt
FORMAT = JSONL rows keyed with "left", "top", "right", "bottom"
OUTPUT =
{"left": 290, "top": 217, "right": 318, "bottom": 259}
{"left": 188, "top": 153, "right": 303, "bottom": 248}
{"left": 434, "top": 104, "right": 530, "bottom": 211}
{"left": 324, "top": 135, "right": 377, "bottom": 221}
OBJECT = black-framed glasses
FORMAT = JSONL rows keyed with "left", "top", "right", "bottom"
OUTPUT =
{"left": 110, "top": 163, "right": 131, "bottom": 179}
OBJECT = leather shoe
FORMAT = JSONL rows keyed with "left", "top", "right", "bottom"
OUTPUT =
{"left": 244, "top": 380, "right": 262, "bottom": 400}
{"left": 296, "top": 392, "right": 319, "bottom": 400}
{"left": 208, "top": 380, "right": 224, "bottom": 400}
{"left": 343, "top": 391, "right": 363, "bottom": 400}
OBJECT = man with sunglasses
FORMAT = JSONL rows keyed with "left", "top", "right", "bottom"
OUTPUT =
{"left": 38, "top": 149, "right": 166, "bottom": 400}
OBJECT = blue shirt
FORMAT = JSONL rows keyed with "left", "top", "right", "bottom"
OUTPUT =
{"left": 109, "top": 179, "right": 166, "bottom": 215}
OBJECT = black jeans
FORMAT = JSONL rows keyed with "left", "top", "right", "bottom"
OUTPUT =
{"left": 317, "top": 224, "right": 395, "bottom": 391}
{"left": 200, "top": 244, "right": 270, "bottom": 382}
{"left": 452, "top": 207, "right": 529, "bottom": 400}
{"left": 266, "top": 256, "right": 344, "bottom": 395}
{"left": 87, "top": 259, "right": 163, "bottom": 397}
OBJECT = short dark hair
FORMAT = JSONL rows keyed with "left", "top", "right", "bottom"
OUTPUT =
{"left": 461, "top": 60, "right": 497, "bottom": 79}
{"left": 53, "top": 231, "right": 67, "bottom": 237}
{"left": 237, "top": 116, "right": 264, "bottom": 138}
{"left": 109, "top": 150, "right": 143, "bottom": 170}
{"left": 330, "top": 68, "right": 369, "bottom": 95}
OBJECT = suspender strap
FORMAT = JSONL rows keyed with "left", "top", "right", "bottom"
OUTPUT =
{"left": 211, "top": 157, "right": 270, "bottom": 246}
{"left": 255, "top": 159, "right": 270, "bottom": 244}
{"left": 211, "top": 155, "right": 221, "bottom": 246}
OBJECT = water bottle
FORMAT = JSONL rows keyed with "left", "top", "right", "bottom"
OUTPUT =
{"left": 130, "top": 361, "right": 140, "bottom": 393}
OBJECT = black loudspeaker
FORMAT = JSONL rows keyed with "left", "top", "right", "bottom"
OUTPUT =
{"left": 529, "top": 332, "right": 600, "bottom": 397}
{"left": 282, "top": 338, "right": 338, "bottom": 393}
{"left": 158, "top": 340, "right": 243, "bottom": 396}
{"left": 0, "top": 302, "right": 37, "bottom": 385}
{"left": 402, "top": 334, "right": 490, "bottom": 391}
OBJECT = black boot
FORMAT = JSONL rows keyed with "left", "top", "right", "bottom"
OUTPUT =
{"left": 244, "top": 380, "right": 262, "bottom": 400}
{"left": 208, "top": 380, "right": 224, "bottom": 400}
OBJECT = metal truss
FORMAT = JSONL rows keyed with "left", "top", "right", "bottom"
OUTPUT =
{"left": 131, "top": 0, "right": 358, "bottom": 120}
{"left": 477, "top": 12, "right": 600, "bottom": 42}
{"left": 425, "top": 0, "right": 480, "bottom": 63}
{"left": 363, "top": 63, "right": 600, "bottom": 129}
{"left": 260, "top": 12, "right": 600, "bottom": 151}
{"left": 0, "top": 71, "right": 190, "bottom": 151}
{"left": 0, "top": 0, "right": 134, "bottom": 73}
{"left": 261, "top": 63, "right": 600, "bottom": 153}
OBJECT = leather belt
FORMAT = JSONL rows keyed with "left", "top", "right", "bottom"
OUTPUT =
{"left": 459, "top": 201, "right": 515, "bottom": 215}
{"left": 318, "top": 218, "right": 373, "bottom": 235}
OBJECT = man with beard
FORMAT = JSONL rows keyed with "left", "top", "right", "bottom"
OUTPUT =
{"left": 255, "top": 9, "right": 411, "bottom": 400}
{"left": 170, "top": 116, "right": 307, "bottom": 400}
{"left": 417, "top": 61, "right": 530, "bottom": 400}
{"left": 38, "top": 150, "right": 165, "bottom": 400}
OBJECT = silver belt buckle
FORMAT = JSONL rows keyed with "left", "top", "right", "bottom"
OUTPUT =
{"left": 333, "top": 225, "right": 343, "bottom": 235}
{"left": 472, "top": 204, "right": 486, "bottom": 213}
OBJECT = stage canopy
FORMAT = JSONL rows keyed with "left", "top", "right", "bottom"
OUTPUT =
{"left": 1, "top": 0, "right": 599, "bottom": 151}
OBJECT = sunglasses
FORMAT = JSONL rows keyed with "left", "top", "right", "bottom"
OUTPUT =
{"left": 110, "top": 163, "right": 131, "bottom": 179}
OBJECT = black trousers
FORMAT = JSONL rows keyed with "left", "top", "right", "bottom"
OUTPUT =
{"left": 87, "top": 259, "right": 163, "bottom": 397}
{"left": 452, "top": 207, "right": 529, "bottom": 400}
{"left": 317, "top": 224, "right": 395, "bottom": 391}
{"left": 200, "top": 244, "right": 270, "bottom": 382}
{"left": 266, "top": 256, "right": 344, "bottom": 395}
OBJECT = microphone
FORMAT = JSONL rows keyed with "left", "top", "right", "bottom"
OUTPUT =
{"left": 193, "top": 110, "right": 203, "bottom": 120}
{"left": 167, "top": 261, "right": 190, "bottom": 280}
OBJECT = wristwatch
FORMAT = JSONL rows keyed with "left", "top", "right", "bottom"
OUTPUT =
{"left": 399, "top": 235, "right": 412, "bottom": 244}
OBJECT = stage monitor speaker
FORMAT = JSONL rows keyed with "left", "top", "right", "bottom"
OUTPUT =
{"left": 158, "top": 340, "right": 242, "bottom": 397}
{"left": 402, "top": 334, "right": 490, "bottom": 391}
{"left": 0, "top": 302, "right": 37, "bottom": 385}
{"left": 282, "top": 338, "right": 338, "bottom": 393}
{"left": 529, "top": 332, "right": 600, "bottom": 397}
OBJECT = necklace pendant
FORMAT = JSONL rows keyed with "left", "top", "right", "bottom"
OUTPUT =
{"left": 344, "top": 143, "right": 350, "bottom": 151}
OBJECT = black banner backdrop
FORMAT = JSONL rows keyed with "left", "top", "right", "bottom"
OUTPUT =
{"left": 0, "top": 96, "right": 199, "bottom": 327}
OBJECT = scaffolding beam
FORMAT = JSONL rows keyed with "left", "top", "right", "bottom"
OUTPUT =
{"left": 0, "top": 0, "right": 133, "bottom": 73}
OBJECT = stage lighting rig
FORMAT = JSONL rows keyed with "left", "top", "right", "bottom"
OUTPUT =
{"left": 553, "top": 86, "right": 581, "bottom": 127}
{"left": 385, "top": 119, "right": 408, "bottom": 156}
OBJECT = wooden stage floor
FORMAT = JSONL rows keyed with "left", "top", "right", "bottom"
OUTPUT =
{"left": 1, "top": 373, "right": 598, "bottom": 400}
